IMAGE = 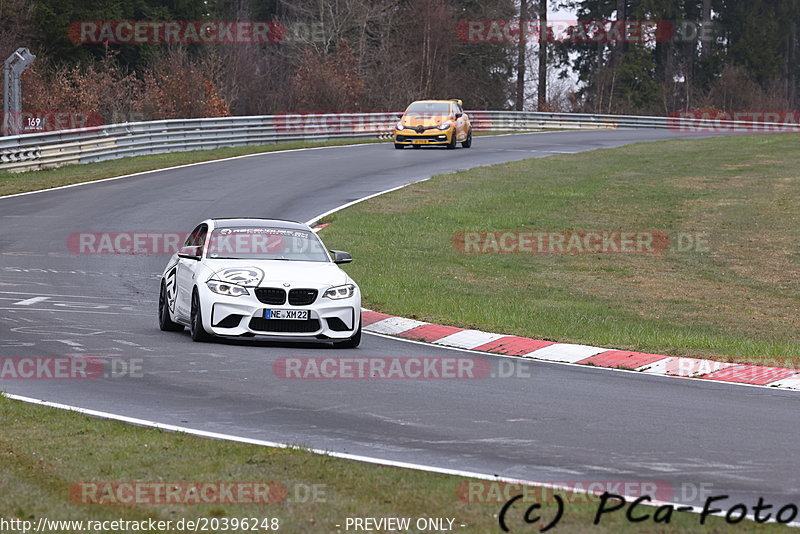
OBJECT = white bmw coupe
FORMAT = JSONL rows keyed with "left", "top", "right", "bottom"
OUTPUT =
{"left": 158, "top": 218, "right": 361, "bottom": 348}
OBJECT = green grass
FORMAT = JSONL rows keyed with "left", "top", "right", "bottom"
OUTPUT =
{"left": 323, "top": 134, "right": 800, "bottom": 366}
{"left": 0, "top": 395, "right": 789, "bottom": 533}
{"left": 0, "top": 137, "right": 386, "bottom": 198}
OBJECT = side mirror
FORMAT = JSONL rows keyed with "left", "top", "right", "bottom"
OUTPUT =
{"left": 454, "top": 112, "right": 463, "bottom": 119}
{"left": 178, "top": 245, "right": 202, "bottom": 260}
{"left": 330, "top": 250, "right": 353, "bottom": 264}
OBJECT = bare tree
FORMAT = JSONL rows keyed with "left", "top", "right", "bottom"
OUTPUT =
{"left": 515, "top": 0, "right": 528, "bottom": 110}
{"left": 537, "top": 0, "right": 547, "bottom": 110}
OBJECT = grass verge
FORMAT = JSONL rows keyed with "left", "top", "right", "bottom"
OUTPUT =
{"left": 322, "top": 134, "right": 800, "bottom": 366}
{"left": 0, "top": 395, "right": 789, "bottom": 533}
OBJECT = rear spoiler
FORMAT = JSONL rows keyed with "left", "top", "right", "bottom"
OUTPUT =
{"left": 449, "top": 99, "right": 463, "bottom": 107}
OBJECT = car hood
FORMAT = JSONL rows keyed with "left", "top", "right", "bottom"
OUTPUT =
{"left": 402, "top": 114, "right": 450, "bottom": 128}
{"left": 203, "top": 259, "right": 349, "bottom": 287}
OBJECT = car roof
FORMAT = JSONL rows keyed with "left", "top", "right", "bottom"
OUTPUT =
{"left": 210, "top": 218, "right": 309, "bottom": 230}
{"left": 408, "top": 100, "right": 456, "bottom": 105}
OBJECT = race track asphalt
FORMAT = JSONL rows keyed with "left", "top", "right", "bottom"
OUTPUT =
{"left": 1, "top": 129, "right": 798, "bottom": 513}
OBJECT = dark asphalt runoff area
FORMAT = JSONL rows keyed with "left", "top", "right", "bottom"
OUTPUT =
{"left": 1, "top": 130, "right": 798, "bottom": 515}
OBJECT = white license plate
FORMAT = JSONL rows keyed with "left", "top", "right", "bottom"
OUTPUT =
{"left": 264, "top": 309, "right": 309, "bottom": 320}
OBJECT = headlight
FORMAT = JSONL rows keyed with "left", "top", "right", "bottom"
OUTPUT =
{"left": 396, "top": 121, "right": 405, "bottom": 130}
{"left": 438, "top": 121, "right": 453, "bottom": 130}
{"left": 323, "top": 284, "right": 355, "bottom": 300}
{"left": 207, "top": 280, "right": 249, "bottom": 297}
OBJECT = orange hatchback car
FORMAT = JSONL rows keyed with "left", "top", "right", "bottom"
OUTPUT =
{"left": 393, "top": 99, "right": 472, "bottom": 149}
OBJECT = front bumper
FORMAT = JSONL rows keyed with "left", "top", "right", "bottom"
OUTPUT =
{"left": 200, "top": 286, "right": 360, "bottom": 339}
{"left": 393, "top": 128, "right": 453, "bottom": 145}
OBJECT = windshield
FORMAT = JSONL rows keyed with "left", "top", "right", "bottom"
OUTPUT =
{"left": 405, "top": 102, "right": 451, "bottom": 116}
{"left": 206, "top": 227, "right": 329, "bottom": 262}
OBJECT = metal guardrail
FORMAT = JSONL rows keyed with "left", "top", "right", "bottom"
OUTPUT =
{"left": 0, "top": 111, "right": 795, "bottom": 172}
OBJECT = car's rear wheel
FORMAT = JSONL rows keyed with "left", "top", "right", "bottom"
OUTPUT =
{"left": 190, "top": 290, "right": 213, "bottom": 342}
{"left": 333, "top": 322, "right": 361, "bottom": 349}
{"left": 462, "top": 129, "right": 472, "bottom": 148}
{"left": 159, "top": 281, "right": 184, "bottom": 332}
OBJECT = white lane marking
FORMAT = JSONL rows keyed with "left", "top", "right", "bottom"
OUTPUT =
{"left": 12, "top": 296, "right": 51, "bottom": 306}
{"left": 305, "top": 179, "right": 430, "bottom": 226}
{"left": 14, "top": 326, "right": 114, "bottom": 337}
{"left": 0, "top": 290, "right": 124, "bottom": 300}
{"left": 367, "top": 317, "right": 428, "bottom": 335}
{"left": 0, "top": 142, "right": 384, "bottom": 201}
{"left": 0, "top": 130, "right": 566, "bottom": 202}
{"left": 0, "top": 340, "right": 34, "bottom": 347}
{"left": 433, "top": 329, "right": 506, "bottom": 349}
{"left": 44, "top": 339, "right": 85, "bottom": 351}
{"left": 112, "top": 339, "right": 154, "bottom": 351}
{"left": 1, "top": 392, "right": 791, "bottom": 526}
{"left": 766, "top": 376, "right": 800, "bottom": 390}
{"left": 524, "top": 343, "right": 609, "bottom": 363}
{"left": 0, "top": 307, "right": 148, "bottom": 316}
{"left": 112, "top": 339, "right": 140, "bottom": 346}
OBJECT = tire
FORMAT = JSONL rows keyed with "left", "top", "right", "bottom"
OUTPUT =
{"left": 446, "top": 132, "right": 457, "bottom": 149}
{"left": 462, "top": 130, "right": 472, "bottom": 148}
{"left": 333, "top": 322, "right": 361, "bottom": 349}
{"left": 394, "top": 143, "right": 404, "bottom": 149}
{"left": 159, "top": 281, "right": 184, "bottom": 332}
{"left": 190, "top": 290, "right": 213, "bottom": 342}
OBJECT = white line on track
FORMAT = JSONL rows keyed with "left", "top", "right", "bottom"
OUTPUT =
{"left": 11, "top": 296, "right": 51, "bottom": 306}
{"left": 0, "top": 307, "right": 148, "bottom": 316}
{"left": 2, "top": 392, "right": 792, "bottom": 526}
{"left": 0, "top": 141, "right": 385, "bottom": 201}
{"left": 0, "top": 290, "right": 128, "bottom": 299}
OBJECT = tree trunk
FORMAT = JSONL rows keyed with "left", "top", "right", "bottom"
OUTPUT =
{"left": 515, "top": 0, "right": 528, "bottom": 110}
{"left": 537, "top": 0, "right": 547, "bottom": 111}
{"left": 700, "top": 0, "right": 712, "bottom": 58}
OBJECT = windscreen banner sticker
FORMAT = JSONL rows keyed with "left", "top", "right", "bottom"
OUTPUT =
{"left": 208, "top": 228, "right": 314, "bottom": 257}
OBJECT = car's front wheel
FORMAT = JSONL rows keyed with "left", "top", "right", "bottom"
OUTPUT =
{"left": 447, "top": 132, "right": 457, "bottom": 149}
{"left": 394, "top": 143, "right": 404, "bottom": 149}
{"left": 333, "top": 322, "right": 361, "bottom": 349}
{"left": 190, "top": 289, "right": 213, "bottom": 342}
{"left": 462, "top": 129, "right": 472, "bottom": 148}
{"left": 159, "top": 281, "right": 184, "bottom": 332}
